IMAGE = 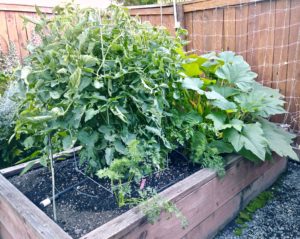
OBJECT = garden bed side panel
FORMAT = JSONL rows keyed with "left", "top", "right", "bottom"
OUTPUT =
{"left": 82, "top": 155, "right": 286, "bottom": 239}
{"left": 0, "top": 173, "right": 72, "bottom": 239}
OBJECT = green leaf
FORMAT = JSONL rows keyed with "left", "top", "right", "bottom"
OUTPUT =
{"left": 23, "top": 136, "right": 34, "bottom": 149}
{"left": 209, "top": 140, "right": 234, "bottom": 154}
{"left": 50, "top": 91, "right": 61, "bottom": 99}
{"left": 218, "top": 51, "right": 244, "bottom": 64}
{"left": 62, "top": 135, "right": 73, "bottom": 150}
{"left": 80, "top": 55, "right": 99, "bottom": 67}
{"left": 78, "top": 129, "right": 98, "bottom": 150}
{"left": 182, "top": 62, "right": 202, "bottom": 77}
{"left": 259, "top": 119, "right": 298, "bottom": 161}
{"left": 191, "top": 130, "right": 207, "bottom": 162}
{"left": 145, "top": 126, "right": 162, "bottom": 137}
{"left": 21, "top": 66, "right": 31, "bottom": 84}
{"left": 85, "top": 108, "right": 99, "bottom": 122}
{"left": 220, "top": 119, "right": 244, "bottom": 132}
{"left": 211, "top": 99, "right": 236, "bottom": 111}
{"left": 20, "top": 161, "right": 36, "bottom": 176}
{"left": 94, "top": 80, "right": 104, "bottom": 89}
{"left": 204, "top": 91, "right": 225, "bottom": 100}
{"left": 181, "top": 77, "right": 204, "bottom": 94}
{"left": 204, "top": 90, "right": 237, "bottom": 110}
{"left": 114, "top": 140, "right": 127, "bottom": 155}
{"left": 206, "top": 111, "right": 226, "bottom": 130}
{"left": 234, "top": 82, "right": 286, "bottom": 117}
{"left": 216, "top": 62, "right": 257, "bottom": 92}
{"left": 105, "top": 147, "right": 114, "bottom": 165}
{"left": 224, "top": 123, "right": 268, "bottom": 160}
{"left": 69, "top": 67, "right": 82, "bottom": 89}
{"left": 57, "top": 68, "right": 68, "bottom": 74}
{"left": 209, "top": 85, "right": 239, "bottom": 98}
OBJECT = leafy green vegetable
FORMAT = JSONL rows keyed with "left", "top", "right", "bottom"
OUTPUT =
{"left": 259, "top": 118, "right": 298, "bottom": 161}
{"left": 224, "top": 123, "right": 268, "bottom": 161}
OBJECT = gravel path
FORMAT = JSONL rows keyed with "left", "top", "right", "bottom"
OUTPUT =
{"left": 215, "top": 160, "right": 300, "bottom": 239}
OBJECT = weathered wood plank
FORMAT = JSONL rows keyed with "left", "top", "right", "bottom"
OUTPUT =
{"left": 246, "top": 2, "right": 261, "bottom": 71}
{"left": 177, "top": 4, "right": 185, "bottom": 29}
{"left": 0, "top": 3, "right": 52, "bottom": 13}
{"left": 15, "top": 13, "right": 29, "bottom": 60}
{"left": 184, "top": 12, "right": 193, "bottom": 51}
{"left": 0, "top": 174, "right": 72, "bottom": 239}
{"left": 182, "top": 193, "right": 242, "bottom": 239}
{"left": 212, "top": 8, "right": 223, "bottom": 51}
{"left": 202, "top": 9, "right": 214, "bottom": 52}
{"left": 268, "top": 0, "right": 291, "bottom": 125}
{"left": 81, "top": 166, "right": 218, "bottom": 239}
{"left": 285, "top": 0, "right": 300, "bottom": 130}
{"left": 256, "top": 0, "right": 275, "bottom": 87}
{"left": 235, "top": 4, "right": 248, "bottom": 59}
{"left": 183, "top": 0, "right": 265, "bottom": 13}
{"left": 5, "top": 11, "right": 21, "bottom": 58}
{"left": 0, "top": 11, "right": 9, "bottom": 53}
{"left": 0, "top": 221, "right": 14, "bottom": 239}
{"left": 130, "top": 6, "right": 174, "bottom": 16}
{"left": 247, "top": 3, "right": 266, "bottom": 73}
{"left": 191, "top": 10, "right": 204, "bottom": 53}
{"left": 223, "top": 7, "right": 236, "bottom": 51}
{"left": 0, "top": 146, "right": 82, "bottom": 177}
{"left": 271, "top": 0, "right": 291, "bottom": 108}
{"left": 184, "top": 155, "right": 286, "bottom": 239}
{"left": 81, "top": 155, "right": 284, "bottom": 239}
{"left": 241, "top": 154, "right": 287, "bottom": 208}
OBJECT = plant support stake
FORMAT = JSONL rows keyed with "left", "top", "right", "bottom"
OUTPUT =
{"left": 173, "top": 0, "right": 180, "bottom": 29}
{"left": 48, "top": 134, "right": 57, "bottom": 221}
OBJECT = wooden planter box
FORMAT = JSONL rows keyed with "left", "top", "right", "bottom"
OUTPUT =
{"left": 0, "top": 154, "right": 286, "bottom": 239}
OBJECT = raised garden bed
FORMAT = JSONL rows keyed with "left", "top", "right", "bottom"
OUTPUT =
{"left": 0, "top": 154, "right": 286, "bottom": 239}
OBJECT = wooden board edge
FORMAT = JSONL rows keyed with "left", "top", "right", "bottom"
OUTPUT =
{"left": 0, "top": 174, "right": 72, "bottom": 239}
{"left": 240, "top": 155, "right": 287, "bottom": 208}
{"left": 0, "top": 4, "right": 52, "bottom": 13}
{"left": 182, "top": 156, "right": 287, "bottom": 239}
{"left": 183, "top": 0, "right": 265, "bottom": 13}
{"left": 0, "top": 146, "right": 82, "bottom": 177}
{"left": 80, "top": 156, "right": 244, "bottom": 239}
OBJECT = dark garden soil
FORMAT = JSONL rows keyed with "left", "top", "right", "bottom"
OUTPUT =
{"left": 8, "top": 151, "right": 201, "bottom": 238}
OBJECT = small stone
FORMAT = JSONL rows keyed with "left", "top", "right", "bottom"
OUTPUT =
{"left": 74, "top": 228, "right": 82, "bottom": 235}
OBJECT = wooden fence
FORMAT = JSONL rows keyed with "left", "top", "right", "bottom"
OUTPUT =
{"left": 0, "top": 0, "right": 300, "bottom": 130}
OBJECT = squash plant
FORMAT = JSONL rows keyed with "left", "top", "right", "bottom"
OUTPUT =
{"left": 174, "top": 51, "right": 298, "bottom": 172}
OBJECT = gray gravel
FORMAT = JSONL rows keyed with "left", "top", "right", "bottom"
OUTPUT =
{"left": 215, "top": 160, "right": 300, "bottom": 239}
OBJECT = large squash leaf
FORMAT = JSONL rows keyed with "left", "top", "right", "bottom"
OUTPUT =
{"left": 235, "top": 82, "right": 286, "bottom": 117}
{"left": 224, "top": 123, "right": 268, "bottom": 160}
{"left": 216, "top": 61, "right": 257, "bottom": 92}
{"left": 259, "top": 118, "right": 298, "bottom": 161}
{"left": 181, "top": 77, "right": 204, "bottom": 94}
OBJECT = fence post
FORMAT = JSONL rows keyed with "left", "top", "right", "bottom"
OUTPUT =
{"left": 176, "top": 3, "right": 185, "bottom": 29}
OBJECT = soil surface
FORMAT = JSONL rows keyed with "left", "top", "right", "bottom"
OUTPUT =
{"left": 9, "top": 151, "right": 200, "bottom": 238}
{"left": 215, "top": 160, "right": 300, "bottom": 239}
